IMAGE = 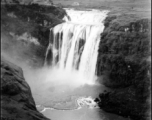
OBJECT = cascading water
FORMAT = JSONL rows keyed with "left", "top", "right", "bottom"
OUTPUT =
{"left": 45, "top": 8, "right": 109, "bottom": 84}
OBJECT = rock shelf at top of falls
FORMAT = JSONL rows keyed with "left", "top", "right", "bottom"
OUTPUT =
{"left": 63, "top": 8, "right": 109, "bottom": 25}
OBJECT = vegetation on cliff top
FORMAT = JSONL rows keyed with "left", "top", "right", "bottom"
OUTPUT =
{"left": 96, "top": 14, "right": 151, "bottom": 120}
{"left": 1, "top": 3, "right": 66, "bottom": 46}
{"left": 1, "top": 3, "right": 66, "bottom": 67}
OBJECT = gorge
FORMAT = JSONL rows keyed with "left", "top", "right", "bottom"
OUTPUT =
{"left": 24, "top": 8, "right": 117, "bottom": 120}
{"left": 1, "top": 1, "right": 151, "bottom": 120}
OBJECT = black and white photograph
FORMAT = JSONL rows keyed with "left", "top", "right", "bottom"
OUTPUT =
{"left": 1, "top": 0, "right": 151, "bottom": 120}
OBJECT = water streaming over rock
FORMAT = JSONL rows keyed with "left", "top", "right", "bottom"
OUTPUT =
{"left": 45, "top": 8, "right": 108, "bottom": 84}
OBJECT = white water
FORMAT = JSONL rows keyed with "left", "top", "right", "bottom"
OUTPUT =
{"left": 36, "top": 96, "right": 98, "bottom": 113}
{"left": 21, "top": 8, "right": 130, "bottom": 120}
{"left": 45, "top": 8, "right": 109, "bottom": 85}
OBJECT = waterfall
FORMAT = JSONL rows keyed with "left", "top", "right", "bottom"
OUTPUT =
{"left": 45, "top": 8, "right": 109, "bottom": 84}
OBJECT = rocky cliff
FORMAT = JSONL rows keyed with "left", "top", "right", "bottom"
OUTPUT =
{"left": 96, "top": 14, "right": 151, "bottom": 120}
{"left": 1, "top": 57, "right": 50, "bottom": 120}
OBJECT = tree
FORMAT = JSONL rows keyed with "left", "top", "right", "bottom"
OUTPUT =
{"left": 12, "top": 0, "right": 19, "bottom": 4}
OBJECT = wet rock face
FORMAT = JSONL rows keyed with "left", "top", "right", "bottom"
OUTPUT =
{"left": 1, "top": 58, "right": 50, "bottom": 120}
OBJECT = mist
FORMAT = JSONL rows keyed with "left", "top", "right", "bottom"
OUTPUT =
{"left": 1, "top": 7, "right": 105, "bottom": 120}
{"left": 1, "top": 32, "right": 103, "bottom": 108}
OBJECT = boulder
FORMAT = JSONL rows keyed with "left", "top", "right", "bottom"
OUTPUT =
{"left": 1, "top": 57, "right": 50, "bottom": 120}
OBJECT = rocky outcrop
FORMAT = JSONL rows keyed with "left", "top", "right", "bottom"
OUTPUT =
{"left": 1, "top": 57, "right": 50, "bottom": 120}
{"left": 96, "top": 15, "right": 151, "bottom": 120}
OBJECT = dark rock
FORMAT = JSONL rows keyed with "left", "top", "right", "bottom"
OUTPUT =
{"left": 94, "top": 98, "right": 100, "bottom": 103}
{"left": 1, "top": 57, "right": 50, "bottom": 120}
{"left": 98, "top": 85, "right": 150, "bottom": 120}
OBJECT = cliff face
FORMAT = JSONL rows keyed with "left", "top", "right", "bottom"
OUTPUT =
{"left": 96, "top": 15, "right": 151, "bottom": 120}
{"left": 1, "top": 57, "right": 50, "bottom": 120}
{"left": 97, "top": 15, "right": 151, "bottom": 84}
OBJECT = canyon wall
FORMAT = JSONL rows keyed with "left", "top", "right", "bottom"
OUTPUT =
{"left": 1, "top": 57, "right": 51, "bottom": 120}
{"left": 96, "top": 14, "right": 151, "bottom": 120}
